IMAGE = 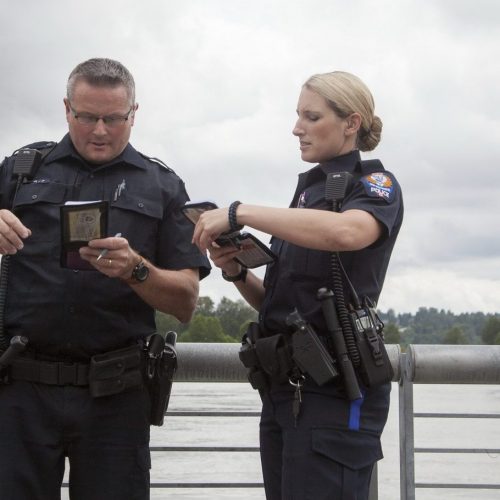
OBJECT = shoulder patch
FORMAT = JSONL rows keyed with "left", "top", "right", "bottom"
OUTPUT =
{"left": 361, "top": 172, "right": 395, "bottom": 202}
{"left": 139, "top": 153, "right": 174, "bottom": 173}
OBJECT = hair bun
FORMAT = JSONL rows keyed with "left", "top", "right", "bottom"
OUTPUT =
{"left": 359, "top": 115, "right": 382, "bottom": 151}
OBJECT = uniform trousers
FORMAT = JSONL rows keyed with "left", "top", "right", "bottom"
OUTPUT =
{"left": 259, "top": 379, "right": 390, "bottom": 500}
{"left": 0, "top": 380, "right": 151, "bottom": 500}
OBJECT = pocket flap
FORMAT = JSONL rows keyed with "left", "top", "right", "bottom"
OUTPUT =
{"left": 90, "top": 345, "right": 141, "bottom": 380}
{"left": 311, "top": 427, "right": 383, "bottom": 470}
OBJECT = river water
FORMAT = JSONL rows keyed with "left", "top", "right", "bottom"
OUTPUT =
{"left": 150, "top": 382, "right": 500, "bottom": 500}
{"left": 63, "top": 382, "right": 500, "bottom": 499}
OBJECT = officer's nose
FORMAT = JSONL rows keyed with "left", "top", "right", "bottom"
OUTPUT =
{"left": 293, "top": 120, "right": 304, "bottom": 137}
{"left": 92, "top": 118, "right": 108, "bottom": 135}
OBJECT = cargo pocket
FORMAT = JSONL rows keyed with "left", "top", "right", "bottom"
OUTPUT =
{"left": 310, "top": 427, "right": 383, "bottom": 499}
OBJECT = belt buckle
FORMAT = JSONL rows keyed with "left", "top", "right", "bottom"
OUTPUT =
{"left": 57, "top": 362, "right": 78, "bottom": 385}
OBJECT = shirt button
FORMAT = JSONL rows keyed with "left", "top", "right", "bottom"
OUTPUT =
{"left": 31, "top": 194, "right": 38, "bottom": 200}
{"left": 138, "top": 202, "right": 144, "bottom": 208}
{"left": 69, "top": 306, "right": 76, "bottom": 314}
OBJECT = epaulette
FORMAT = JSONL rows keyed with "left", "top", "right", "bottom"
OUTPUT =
{"left": 12, "top": 141, "right": 57, "bottom": 156}
{"left": 138, "top": 152, "right": 174, "bottom": 173}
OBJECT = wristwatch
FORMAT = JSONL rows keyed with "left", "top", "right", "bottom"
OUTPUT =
{"left": 222, "top": 267, "right": 247, "bottom": 283}
{"left": 130, "top": 259, "right": 149, "bottom": 283}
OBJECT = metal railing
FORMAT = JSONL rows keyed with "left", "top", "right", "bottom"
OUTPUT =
{"left": 399, "top": 345, "right": 500, "bottom": 500}
{"left": 162, "top": 343, "right": 500, "bottom": 499}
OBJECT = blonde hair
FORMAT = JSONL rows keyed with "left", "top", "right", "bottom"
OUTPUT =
{"left": 304, "top": 71, "right": 382, "bottom": 151}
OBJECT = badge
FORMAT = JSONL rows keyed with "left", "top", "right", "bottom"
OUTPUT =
{"left": 361, "top": 172, "right": 395, "bottom": 202}
{"left": 296, "top": 191, "right": 307, "bottom": 208}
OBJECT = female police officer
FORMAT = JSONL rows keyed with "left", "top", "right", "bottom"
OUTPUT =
{"left": 193, "top": 71, "right": 403, "bottom": 500}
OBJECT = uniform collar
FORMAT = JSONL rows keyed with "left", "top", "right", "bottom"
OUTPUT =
{"left": 45, "top": 133, "right": 147, "bottom": 171}
{"left": 298, "top": 150, "right": 361, "bottom": 187}
{"left": 318, "top": 149, "right": 362, "bottom": 176}
{"left": 290, "top": 150, "right": 361, "bottom": 208}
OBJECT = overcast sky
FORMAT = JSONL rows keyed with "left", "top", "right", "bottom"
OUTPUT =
{"left": 1, "top": 0, "right": 499, "bottom": 314}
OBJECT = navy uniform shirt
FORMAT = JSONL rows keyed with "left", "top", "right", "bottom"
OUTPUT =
{"left": 259, "top": 150, "right": 403, "bottom": 336}
{"left": 0, "top": 134, "right": 210, "bottom": 360}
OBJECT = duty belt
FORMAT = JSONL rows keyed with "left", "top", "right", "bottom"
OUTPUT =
{"left": 11, "top": 358, "right": 90, "bottom": 386}
{"left": 8, "top": 344, "right": 145, "bottom": 396}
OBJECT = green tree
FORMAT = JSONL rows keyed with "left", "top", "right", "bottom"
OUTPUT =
{"left": 216, "top": 297, "right": 257, "bottom": 340}
{"left": 383, "top": 323, "right": 401, "bottom": 344}
{"left": 481, "top": 317, "right": 500, "bottom": 345}
{"left": 155, "top": 311, "right": 184, "bottom": 336}
{"left": 443, "top": 326, "right": 468, "bottom": 344}
{"left": 196, "top": 296, "right": 216, "bottom": 316}
{"left": 180, "top": 315, "right": 235, "bottom": 343}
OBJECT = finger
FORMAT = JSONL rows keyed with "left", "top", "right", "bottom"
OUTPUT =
{"left": 0, "top": 210, "right": 31, "bottom": 239}
{"left": 88, "top": 235, "right": 127, "bottom": 251}
{"left": 0, "top": 227, "right": 26, "bottom": 253}
{"left": 0, "top": 212, "right": 31, "bottom": 252}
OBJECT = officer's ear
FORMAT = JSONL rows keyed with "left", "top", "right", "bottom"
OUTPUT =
{"left": 345, "top": 113, "right": 361, "bottom": 137}
{"left": 63, "top": 98, "right": 71, "bottom": 123}
{"left": 130, "top": 102, "right": 139, "bottom": 127}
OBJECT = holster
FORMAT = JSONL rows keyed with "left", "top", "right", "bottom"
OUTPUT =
{"left": 88, "top": 344, "right": 143, "bottom": 398}
{"left": 147, "top": 332, "right": 177, "bottom": 427}
{"left": 350, "top": 309, "right": 393, "bottom": 387}
{"left": 239, "top": 322, "right": 294, "bottom": 391}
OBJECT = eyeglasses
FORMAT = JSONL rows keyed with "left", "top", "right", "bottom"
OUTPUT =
{"left": 69, "top": 103, "right": 135, "bottom": 128}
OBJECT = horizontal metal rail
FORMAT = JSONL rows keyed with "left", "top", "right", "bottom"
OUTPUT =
{"left": 174, "top": 342, "right": 402, "bottom": 382}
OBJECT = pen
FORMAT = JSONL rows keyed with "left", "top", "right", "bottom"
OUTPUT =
{"left": 96, "top": 233, "right": 122, "bottom": 261}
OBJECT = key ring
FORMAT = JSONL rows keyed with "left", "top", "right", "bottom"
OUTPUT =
{"left": 288, "top": 374, "right": 305, "bottom": 388}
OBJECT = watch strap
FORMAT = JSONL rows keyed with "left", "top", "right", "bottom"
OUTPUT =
{"left": 222, "top": 267, "right": 247, "bottom": 283}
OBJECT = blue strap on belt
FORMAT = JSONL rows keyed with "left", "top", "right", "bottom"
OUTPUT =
{"left": 348, "top": 389, "right": 365, "bottom": 430}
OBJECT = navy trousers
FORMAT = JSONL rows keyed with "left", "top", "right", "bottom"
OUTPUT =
{"left": 0, "top": 380, "right": 151, "bottom": 500}
{"left": 259, "top": 380, "right": 390, "bottom": 500}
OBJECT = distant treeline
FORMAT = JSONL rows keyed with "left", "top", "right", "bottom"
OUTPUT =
{"left": 156, "top": 296, "right": 500, "bottom": 346}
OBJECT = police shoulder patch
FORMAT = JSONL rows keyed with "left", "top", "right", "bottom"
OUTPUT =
{"left": 360, "top": 172, "right": 396, "bottom": 202}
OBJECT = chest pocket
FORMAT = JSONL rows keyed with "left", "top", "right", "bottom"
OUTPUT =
{"left": 13, "top": 181, "right": 67, "bottom": 208}
{"left": 110, "top": 190, "right": 163, "bottom": 255}
{"left": 12, "top": 182, "right": 67, "bottom": 243}
{"left": 111, "top": 191, "right": 163, "bottom": 220}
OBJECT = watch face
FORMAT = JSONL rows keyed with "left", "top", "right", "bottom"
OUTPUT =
{"left": 133, "top": 261, "right": 149, "bottom": 282}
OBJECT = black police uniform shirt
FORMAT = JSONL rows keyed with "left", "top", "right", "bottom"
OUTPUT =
{"left": 259, "top": 149, "right": 403, "bottom": 336}
{"left": 0, "top": 134, "right": 210, "bottom": 360}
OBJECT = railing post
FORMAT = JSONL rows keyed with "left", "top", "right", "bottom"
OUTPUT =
{"left": 399, "top": 351, "right": 415, "bottom": 500}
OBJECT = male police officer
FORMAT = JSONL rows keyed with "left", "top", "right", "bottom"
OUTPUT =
{"left": 0, "top": 58, "right": 210, "bottom": 499}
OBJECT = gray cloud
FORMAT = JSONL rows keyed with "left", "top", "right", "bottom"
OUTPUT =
{"left": 1, "top": 0, "right": 499, "bottom": 313}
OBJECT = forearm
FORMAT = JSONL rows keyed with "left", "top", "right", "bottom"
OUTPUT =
{"left": 127, "top": 264, "right": 199, "bottom": 323}
{"left": 235, "top": 205, "right": 381, "bottom": 251}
